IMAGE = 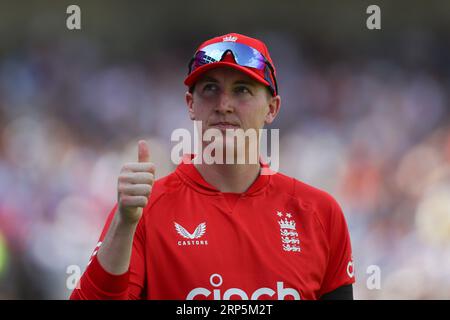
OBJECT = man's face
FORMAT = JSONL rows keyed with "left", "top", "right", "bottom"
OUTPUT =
{"left": 185, "top": 67, "right": 280, "bottom": 137}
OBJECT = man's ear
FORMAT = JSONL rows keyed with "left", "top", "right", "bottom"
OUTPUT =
{"left": 264, "top": 95, "right": 281, "bottom": 125}
{"left": 185, "top": 91, "right": 195, "bottom": 120}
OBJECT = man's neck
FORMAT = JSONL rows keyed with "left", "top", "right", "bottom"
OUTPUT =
{"left": 194, "top": 162, "right": 261, "bottom": 193}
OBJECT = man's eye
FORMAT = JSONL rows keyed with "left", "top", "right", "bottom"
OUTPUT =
{"left": 203, "top": 84, "right": 218, "bottom": 92}
{"left": 235, "top": 86, "right": 251, "bottom": 94}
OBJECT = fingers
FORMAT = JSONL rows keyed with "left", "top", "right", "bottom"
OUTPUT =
{"left": 117, "top": 173, "right": 153, "bottom": 211}
{"left": 122, "top": 162, "right": 155, "bottom": 174}
{"left": 118, "top": 172, "right": 154, "bottom": 185}
{"left": 138, "top": 140, "right": 150, "bottom": 163}
{"left": 119, "top": 195, "right": 148, "bottom": 208}
{"left": 119, "top": 184, "right": 152, "bottom": 197}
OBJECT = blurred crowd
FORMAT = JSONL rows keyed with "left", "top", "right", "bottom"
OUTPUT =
{"left": 0, "top": 31, "right": 449, "bottom": 299}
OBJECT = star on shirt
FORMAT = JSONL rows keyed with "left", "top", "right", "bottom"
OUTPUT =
{"left": 286, "top": 213, "right": 292, "bottom": 218}
{"left": 277, "top": 211, "right": 283, "bottom": 217}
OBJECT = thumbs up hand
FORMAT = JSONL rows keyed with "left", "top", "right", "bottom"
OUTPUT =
{"left": 117, "top": 140, "right": 155, "bottom": 224}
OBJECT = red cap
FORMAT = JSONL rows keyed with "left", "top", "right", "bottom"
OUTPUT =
{"left": 184, "top": 33, "right": 277, "bottom": 95}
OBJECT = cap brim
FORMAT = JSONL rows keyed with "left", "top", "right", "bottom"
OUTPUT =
{"left": 184, "top": 62, "right": 270, "bottom": 88}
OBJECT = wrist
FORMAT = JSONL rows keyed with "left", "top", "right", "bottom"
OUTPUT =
{"left": 114, "top": 211, "right": 140, "bottom": 232}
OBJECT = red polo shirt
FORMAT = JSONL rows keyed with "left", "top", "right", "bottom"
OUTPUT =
{"left": 70, "top": 156, "right": 355, "bottom": 300}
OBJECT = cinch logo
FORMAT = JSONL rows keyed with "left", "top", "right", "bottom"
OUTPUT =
{"left": 174, "top": 222, "right": 208, "bottom": 246}
{"left": 186, "top": 274, "right": 301, "bottom": 300}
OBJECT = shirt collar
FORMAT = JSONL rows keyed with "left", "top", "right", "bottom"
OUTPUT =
{"left": 175, "top": 154, "right": 271, "bottom": 196}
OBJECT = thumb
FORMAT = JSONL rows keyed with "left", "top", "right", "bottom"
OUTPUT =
{"left": 138, "top": 140, "right": 150, "bottom": 163}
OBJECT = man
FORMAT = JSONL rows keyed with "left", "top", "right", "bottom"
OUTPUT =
{"left": 70, "top": 33, "right": 355, "bottom": 300}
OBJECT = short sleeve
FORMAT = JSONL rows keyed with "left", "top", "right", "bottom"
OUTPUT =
{"left": 319, "top": 197, "right": 355, "bottom": 296}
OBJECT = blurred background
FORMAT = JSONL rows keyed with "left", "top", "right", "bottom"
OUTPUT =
{"left": 0, "top": 0, "right": 449, "bottom": 299}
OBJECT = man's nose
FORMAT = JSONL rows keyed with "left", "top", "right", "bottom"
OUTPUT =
{"left": 214, "top": 92, "right": 234, "bottom": 114}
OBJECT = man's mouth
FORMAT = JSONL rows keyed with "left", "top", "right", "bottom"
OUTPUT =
{"left": 209, "top": 122, "right": 240, "bottom": 130}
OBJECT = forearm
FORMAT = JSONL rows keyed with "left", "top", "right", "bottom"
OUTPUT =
{"left": 70, "top": 206, "right": 144, "bottom": 300}
{"left": 96, "top": 212, "right": 139, "bottom": 275}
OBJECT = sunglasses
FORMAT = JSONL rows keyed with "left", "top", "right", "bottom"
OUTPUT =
{"left": 188, "top": 42, "right": 278, "bottom": 96}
